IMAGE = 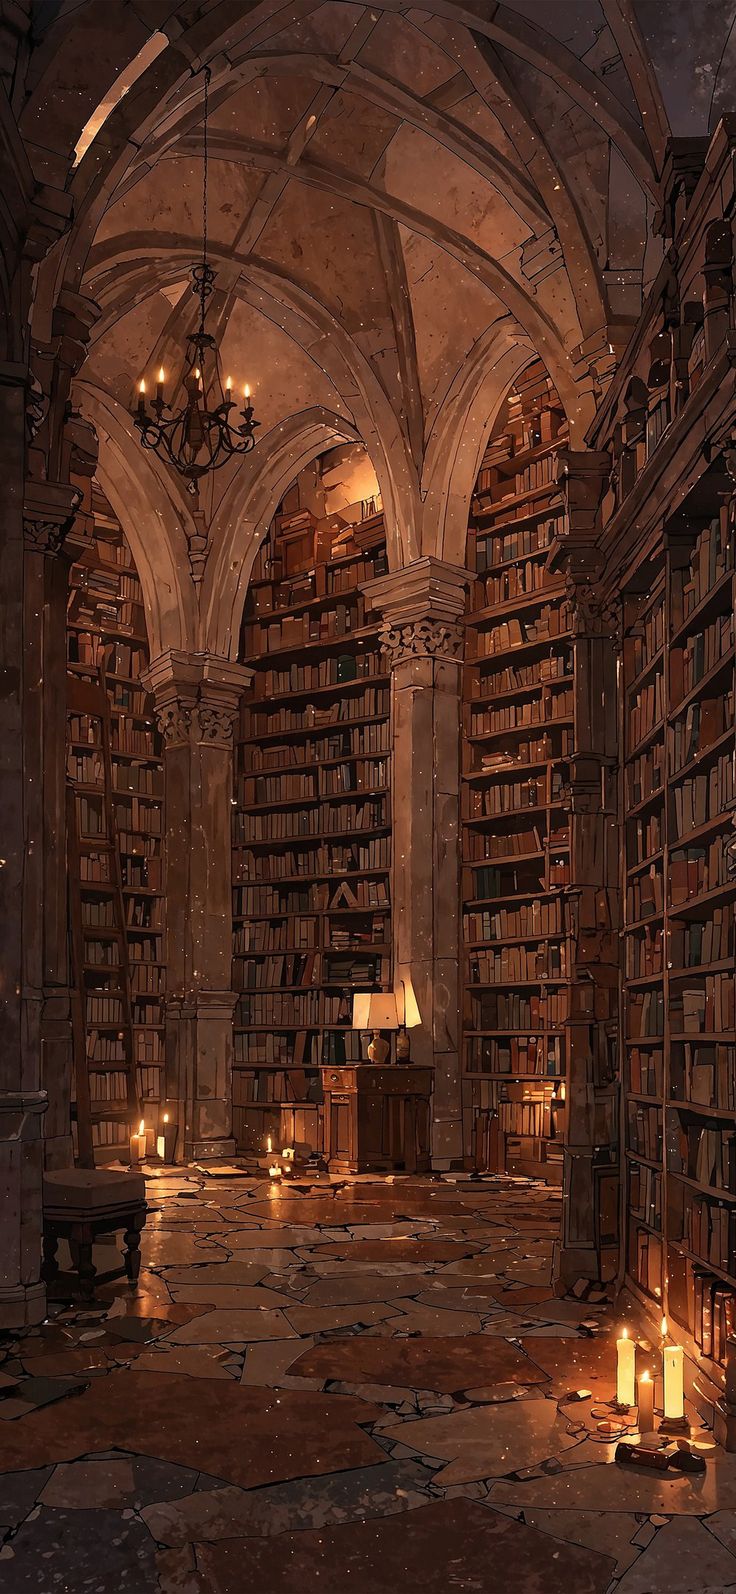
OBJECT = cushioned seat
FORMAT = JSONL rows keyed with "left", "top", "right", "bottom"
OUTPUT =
{"left": 43, "top": 1168, "right": 146, "bottom": 1213}
{"left": 42, "top": 1168, "right": 148, "bottom": 1301}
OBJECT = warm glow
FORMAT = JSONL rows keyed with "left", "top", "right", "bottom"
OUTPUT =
{"left": 226, "top": 375, "right": 232, "bottom": 391}
{"left": 661, "top": 1317, "right": 668, "bottom": 1337}
{"left": 663, "top": 1343, "right": 684, "bottom": 1421}
{"left": 396, "top": 977, "right": 421, "bottom": 1029}
{"left": 163, "top": 1113, "right": 169, "bottom": 1124}
{"left": 139, "top": 379, "right": 145, "bottom": 394}
{"left": 266, "top": 1135, "right": 272, "bottom": 1154}
{"left": 158, "top": 366, "right": 165, "bottom": 383}
{"left": 616, "top": 1329, "right": 636, "bottom": 1406}
{"left": 640, "top": 1369, "right": 650, "bottom": 1384}
{"left": 195, "top": 367, "right": 201, "bottom": 380}
{"left": 244, "top": 383, "right": 250, "bottom": 399}
{"left": 138, "top": 1119, "right": 145, "bottom": 1135}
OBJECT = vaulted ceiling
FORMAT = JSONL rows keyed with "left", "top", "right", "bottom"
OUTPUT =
{"left": 18, "top": 0, "right": 736, "bottom": 573}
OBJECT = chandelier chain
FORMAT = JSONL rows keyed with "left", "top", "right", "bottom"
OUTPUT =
{"left": 200, "top": 64, "right": 211, "bottom": 334}
{"left": 132, "top": 57, "right": 259, "bottom": 484}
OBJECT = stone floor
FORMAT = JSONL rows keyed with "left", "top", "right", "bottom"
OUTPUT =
{"left": 1, "top": 1169, "right": 735, "bottom": 1592}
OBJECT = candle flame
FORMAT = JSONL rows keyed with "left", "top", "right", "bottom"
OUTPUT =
{"left": 195, "top": 367, "right": 201, "bottom": 380}
{"left": 226, "top": 375, "right": 232, "bottom": 390}
{"left": 641, "top": 1369, "right": 651, "bottom": 1384}
{"left": 139, "top": 378, "right": 145, "bottom": 394}
{"left": 158, "top": 366, "right": 165, "bottom": 383}
{"left": 163, "top": 1113, "right": 169, "bottom": 1124}
{"left": 661, "top": 1317, "right": 668, "bottom": 1337}
{"left": 138, "top": 1119, "right": 145, "bottom": 1135}
{"left": 244, "top": 383, "right": 250, "bottom": 399}
{"left": 621, "top": 1327, "right": 628, "bottom": 1340}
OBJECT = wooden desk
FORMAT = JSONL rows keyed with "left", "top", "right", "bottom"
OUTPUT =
{"left": 320, "top": 1064, "right": 432, "bottom": 1174}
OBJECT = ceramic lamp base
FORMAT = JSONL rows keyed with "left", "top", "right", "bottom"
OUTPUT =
{"left": 367, "top": 1031, "right": 390, "bottom": 1065}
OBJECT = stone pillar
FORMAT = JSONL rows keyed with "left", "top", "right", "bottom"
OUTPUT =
{"left": 143, "top": 650, "right": 253, "bottom": 1161}
{"left": 0, "top": 362, "right": 48, "bottom": 1327}
{"left": 364, "top": 558, "right": 470, "bottom": 1168}
{"left": 550, "top": 451, "right": 620, "bottom": 1290}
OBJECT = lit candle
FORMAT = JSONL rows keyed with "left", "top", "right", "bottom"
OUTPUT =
{"left": 137, "top": 378, "right": 146, "bottom": 417}
{"left": 637, "top": 1370, "right": 655, "bottom": 1433}
{"left": 226, "top": 375, "right": 233, "bottom": 398}
{"left": 130, "top": 1118, "right": 146, "bottom": 1166}
{"left": 616, "top": 1328, "right": 636, "bottom": 1407}
{"left": 266, "top": 1135, "right": 272, "bottom": 1155}
{"left": 162, "top": 1112, "right": 177, "bottom": 1163}
{"left": 663, "top": 1341, "right": 685, "bottom": 1422}
{"left": 156, "top": 366, "right": 165, "bottom": 401}
{"left": 268, "top": 1163, "right": 281, "bottom": 1180}
{"left": 156, "top": 1129, "right": 165, "bottom": 1160}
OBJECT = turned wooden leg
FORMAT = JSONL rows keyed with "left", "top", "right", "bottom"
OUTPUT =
{"left": 76, "top": 1238, "right": 97, "bottom": 1302}
{"left": 123, "top": 1221, "right": 142, "bottom": 1285}
{"left": 41, "top": 1231, "right": 60, "bottom": 1285}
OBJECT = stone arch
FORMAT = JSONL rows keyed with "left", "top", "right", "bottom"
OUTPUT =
{"left": 75, "top": 380, "right": 198, "bottom": 657}
{"left": 421, "top": 329, "right": 576, "bottom": 569}
{"left": 201, "top": 407, "right": 362, "bottom": 661}
{"left": 81, "top": 245, "right": 423, "bottom": 567}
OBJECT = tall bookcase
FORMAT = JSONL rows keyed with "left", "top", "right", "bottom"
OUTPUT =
{"left": 461, "top": 363, "right": 571, "bottom": 1181}
{"left": 66, "top": 485, "right": 165, "bottom": 1162}
{"left": 622, "top": 486, "right": 736, "bottom": 1379}
{"left": 232, "top": 503, "right": 392, "bottom": 1156}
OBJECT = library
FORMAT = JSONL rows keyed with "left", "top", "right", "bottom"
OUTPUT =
{"left": 3, "top": 6, "right": 736, "bottom": 1589}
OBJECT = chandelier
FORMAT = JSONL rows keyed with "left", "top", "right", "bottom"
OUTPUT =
{"left": 132, "top": 66, "right": 259, "bottom": 491}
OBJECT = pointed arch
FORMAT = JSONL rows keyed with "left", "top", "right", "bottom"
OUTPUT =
{"left": 75, "top": 380, "right": 199, "bottom": 657}
{"left": 201, "top": 407, "right": 361, "bottom": 660}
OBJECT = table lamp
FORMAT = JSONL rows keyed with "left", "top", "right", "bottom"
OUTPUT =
{"left": 395, "top": 978, "right": 421, "bottom": 1061}
{"left": 352, "top": 992, "right": 398, "bottom": 1063}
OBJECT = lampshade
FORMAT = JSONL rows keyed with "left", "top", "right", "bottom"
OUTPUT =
{"left": 352, "top": 992, "right": 399, "bottom": 1030}
{"left": 396, "top": 978, "right": 422, "bottom": 1029}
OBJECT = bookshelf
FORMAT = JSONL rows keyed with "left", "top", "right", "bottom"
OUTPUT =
{"left": 66, "top": 485, "right": 165, "bottom": 1162}
{"left": 622, "top": 489, "right": 736, "bottom": 1374}
{"left": 461, "top": 362, "right": 571, "bottom": 1182}
{"left": 232, "top": 493, "right": 393, "bottom": 1157}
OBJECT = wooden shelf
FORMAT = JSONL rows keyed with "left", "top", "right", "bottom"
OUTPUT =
{"left": 462, "top": 369, "right": 571, "bottom": 1177}
{"left": 622, "top": 497, "right": 736, "bottom": 1374}
{"left": 67, "top": 486, "right": 166, "bottom": 1165}
{"left": 233, "top": 504, "right": 393, "bottom": 1114}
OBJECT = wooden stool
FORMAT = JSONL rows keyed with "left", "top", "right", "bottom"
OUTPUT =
{"left": 42, "top": 1168, "right": 147, "bottom": 1302}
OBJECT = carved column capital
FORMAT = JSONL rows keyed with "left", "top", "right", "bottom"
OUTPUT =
{"left": 22, "top": 479, "right": 82, "bottom": 556}
{"left": 142, "top": 650, "right": 254, "bottom": 749}
{"left": 363, "top": 556, "right": 470, "bottom": 666}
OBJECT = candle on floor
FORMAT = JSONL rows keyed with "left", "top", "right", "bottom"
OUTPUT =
{"left": 162, "top": 1113, "right": 177, "bottom": 1163}
{"left": 663, "top": 1341, "right": 685, "bottom": 1422}
{"left": 130, "top": 1119, "right": 146, "bottom": 1165}
{"left": 268, "top": 1163, "right": 281, "bottom": 1180}
{"left": 616, "top": 1328, "right": 636, "bottom": 1407}
{"left": 637, "top": 1370, "right": 655, "bottom": 1433}
{"left": 266, "top": 1135, "right": 272, "bottom": 1155}
{"left": 156, "top": 1129, "right": 165, "bottom": 1160}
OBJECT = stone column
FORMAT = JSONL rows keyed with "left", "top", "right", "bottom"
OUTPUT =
{"left": 142, "top": 650, "right": 253, "bottom": 1161}
{"left": 549, "top": 451, "right": 620, "bottom": 1290}
{"left": 0, "top": 362, "right": 48, "bottom": 1327}
{"left": 363, "top": 558, "right": 470, "bottom": 1168}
